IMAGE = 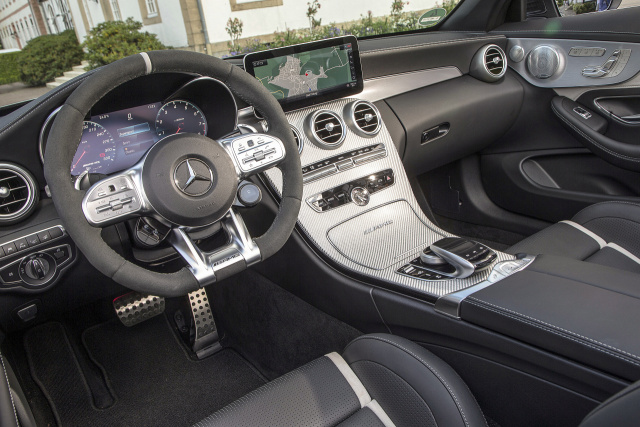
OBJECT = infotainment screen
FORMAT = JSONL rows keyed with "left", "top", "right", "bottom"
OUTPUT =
{"left": 244, "top": 36, "right": 363, "bottom": 111}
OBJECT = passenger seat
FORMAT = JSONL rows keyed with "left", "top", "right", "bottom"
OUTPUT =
{"left": 507, "top": 202, "right": 640, "bottom": 274}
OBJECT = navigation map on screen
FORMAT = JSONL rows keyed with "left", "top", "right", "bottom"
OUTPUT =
{"left": 250, "top": 42, "right": 358, "bottom": 103}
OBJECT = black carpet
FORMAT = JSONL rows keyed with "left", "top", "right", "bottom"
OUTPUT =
{"left": 24, "top": 317, "right": 265, "bottom": 427}
{"left": 210, "top": 269, "right": 362, "bottom": 379}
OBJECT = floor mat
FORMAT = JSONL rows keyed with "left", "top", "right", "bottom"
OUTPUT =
{"left": 210, "top": 269, "right": 362, "bottom": 379}
{"left": 24, "top": 317, "right": 265, "bottom": 427}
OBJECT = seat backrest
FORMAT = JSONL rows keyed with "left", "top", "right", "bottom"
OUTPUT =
{"left": 580, "top": 380, "right": 640, "bottom": 426}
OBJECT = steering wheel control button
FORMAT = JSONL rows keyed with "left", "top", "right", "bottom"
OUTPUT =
{"left": 307, "top": 169, "right": 395, "bottom": 212}
{"left": 83, "top": 175, "right": 142, "bottom": 226}
{"left": 225, "top": 134, "right": 285, "bottom": 175}
{"left": 237, "top": 184, "right": 262, "bottom": 207}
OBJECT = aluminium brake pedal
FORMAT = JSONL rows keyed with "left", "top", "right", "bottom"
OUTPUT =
{"left": 188, "top": 288, "right": 221, "bottom": 359}
{"left": 113, "top": 292, "right": 165, "bottom": 327}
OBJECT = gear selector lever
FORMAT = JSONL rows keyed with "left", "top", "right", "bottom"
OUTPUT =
{"left": 420, "top": 237, "right": 497, "bottom": 279}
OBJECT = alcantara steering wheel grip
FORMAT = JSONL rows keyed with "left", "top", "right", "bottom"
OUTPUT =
{"left": 44, "top": 50, "right": 302, "bottom": 297}
{"left": 552, "top": 96, "right": 640, "bottom": 172}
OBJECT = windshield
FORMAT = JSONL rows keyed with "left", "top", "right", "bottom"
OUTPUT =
{"left": 0, "top": 0, "right": 460, "bottom": 107}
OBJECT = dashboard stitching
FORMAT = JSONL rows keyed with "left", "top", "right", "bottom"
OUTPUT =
{"left": 361, "top": 35, "right": 504, "bottom": 55}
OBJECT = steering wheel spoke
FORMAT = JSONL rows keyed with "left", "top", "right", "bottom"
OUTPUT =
{"left": 168, "top": 209, "right": 261, "bottom": 287}
{"left": 81, "top": 166, "right": 150, "bottom": 227}
{"left": 218, "top": 133, "right": 286, "bottom": 180}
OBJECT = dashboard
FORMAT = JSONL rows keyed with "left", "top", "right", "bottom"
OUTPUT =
{"left": 39, "top": 75, "right": 239, "bottom": 177}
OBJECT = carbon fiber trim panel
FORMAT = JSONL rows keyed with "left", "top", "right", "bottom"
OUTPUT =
{"left": 264, "top": 98, "right": 514, "bottom": 298}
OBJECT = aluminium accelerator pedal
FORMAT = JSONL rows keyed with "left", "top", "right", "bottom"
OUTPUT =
{"left": 113, "top": 292, "right": 165, "bottom": 327}
{"left": 188, "top": 288, "right": 222, "bottom": 359}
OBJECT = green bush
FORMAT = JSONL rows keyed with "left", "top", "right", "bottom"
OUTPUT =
{"left": 17, "top": 30, "right": 84, "bottom": 86}
{"left": 0, "top": 51, "right": 21, "bottom": 85}
{"left": 573, "top": 1, "right": 596, "bottom": 14}
{"left": 83, "top": 18, "right": 167, "bottom": 69}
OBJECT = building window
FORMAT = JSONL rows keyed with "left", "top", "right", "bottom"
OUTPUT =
{"left": 111, "top": 0, "right": 121, "bottom": 20}
{"left": 145, "top": 0, "right": 158, "bottom": 17}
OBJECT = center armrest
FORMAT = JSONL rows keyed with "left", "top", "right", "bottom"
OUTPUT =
{"left": 459, "top": 255, "right": 640, "bottom": 381}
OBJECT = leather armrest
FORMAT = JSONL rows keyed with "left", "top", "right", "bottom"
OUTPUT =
{"left": 460, "top": 255, "right": 640, "bottom": 381}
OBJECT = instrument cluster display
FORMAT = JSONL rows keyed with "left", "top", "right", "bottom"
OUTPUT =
{"left": 70, "top": 100, "right": 208, "bottom": 176}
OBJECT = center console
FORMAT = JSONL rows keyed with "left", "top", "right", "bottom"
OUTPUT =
{"left": 243, "top": 36, "right": 515, "bottom": 300}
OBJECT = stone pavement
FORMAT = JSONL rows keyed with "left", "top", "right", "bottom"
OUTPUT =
{"left": 0, "top": 82, "right": 50, "bottom": 107}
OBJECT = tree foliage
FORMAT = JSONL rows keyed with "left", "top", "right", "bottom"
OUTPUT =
{"left": 17, "top": 30, "right": 84, "bottom": 86}
{"left": 83, "top": 18, "right": 167, "bottom": 69}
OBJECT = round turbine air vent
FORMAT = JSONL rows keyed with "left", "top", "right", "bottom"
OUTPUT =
{"left": 291, "top": 125, "right": 304, "bottom": 154}
{"left": 0, "top": 163, "right": 39, "bottom": 224}
{"left": 305, "top": 110, "right": 346, "bottom": 149}
{"left": 470, "top": 44, "right": 507, "bottom": 83}
{"left": 344, "top": 101, "right": 381, "bottom": 137}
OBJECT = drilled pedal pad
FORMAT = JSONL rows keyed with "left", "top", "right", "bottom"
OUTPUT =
{"left": 188, "top": 289, "right": 220, "bottom": 358}
{"left": 113, "top": 292, "right": 165, "bottom": 327}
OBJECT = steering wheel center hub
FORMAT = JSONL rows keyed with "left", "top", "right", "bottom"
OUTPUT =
{"left": 141, "top": 134, "right": 237, "bottom": 227}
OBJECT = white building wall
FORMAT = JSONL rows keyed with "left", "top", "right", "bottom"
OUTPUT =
{"left": 0, "top": 0, "right": 41, "bottom": 49}
{"left": 66, "top": 0, "right": 87, "bottom": 40}
{"left": 202, "top": 0, "right": 439, "bottom": 45}
{"left": 145, "top": 0, "right": 189, "bottom": 47}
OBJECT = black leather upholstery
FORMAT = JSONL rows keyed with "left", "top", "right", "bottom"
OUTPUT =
{"left": 1, "top": 350, "right": 36, "bottom": 427}
{"left": 460, "top": 255, "right": 640, "bottom": 381}
{"left": 194, "top": 333, "right": 487, "bottom": 427}
{"left": 508, "top": 202, "right": 640, "bottom": 274}
{"left": 580, "top": 379, "right": 640, "bottom": 427}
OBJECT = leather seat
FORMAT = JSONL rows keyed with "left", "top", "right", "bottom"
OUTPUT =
{"left": 507, "top": 201, "right": 640, "bottom": 274}
{"left": 194, "top": 333, "right": 488, "bottom": 427}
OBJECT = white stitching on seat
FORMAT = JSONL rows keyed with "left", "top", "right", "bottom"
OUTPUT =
{"left": 346, "top": 335, "right": 475, "bottom": 427}
{"left": 466, "top": 297, "right": 640, "bottom": 364}
{"left": 0, "top": 353, "right": 19, "bottom": 427}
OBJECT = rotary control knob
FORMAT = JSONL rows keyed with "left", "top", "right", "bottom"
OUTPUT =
{"left": 527, "top": 45, "right": 560, "bottom": 79}
{"left": 350, "top": 187, "right": 370, "bottom": 206}
{"left": 25, "top": 258, "right": 50, "bottom": 280}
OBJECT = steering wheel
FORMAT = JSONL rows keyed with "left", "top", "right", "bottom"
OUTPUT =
{"left": 43, "top": 50, "right": 302, "bottom": 297}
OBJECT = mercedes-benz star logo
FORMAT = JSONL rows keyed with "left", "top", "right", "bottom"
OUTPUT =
{"left": 173, "top": 159, "right": 213, "bottom": 197}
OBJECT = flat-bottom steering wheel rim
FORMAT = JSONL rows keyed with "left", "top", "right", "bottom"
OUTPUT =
{"left": 44, "top": 50, "right": 302, "bottom": 297}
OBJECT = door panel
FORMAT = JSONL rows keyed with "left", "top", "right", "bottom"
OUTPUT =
{"left": 477, "top": 7, "right": 640, "bottom": 224}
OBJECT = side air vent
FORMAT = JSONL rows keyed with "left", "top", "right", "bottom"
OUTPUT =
{"left": 291, "top": 125, "right": 304, "bottom": 154}
{"left": 344, "top": 101, "right": 381, "bottom": 137}
{"left": 0, "top": 163, "right": 39, "bottom": 224}
{"left": 305, "top": 110, "right": 346, "bottom": 149}
{"left": 470, "top": 44, "right": 507, "bottom": 83}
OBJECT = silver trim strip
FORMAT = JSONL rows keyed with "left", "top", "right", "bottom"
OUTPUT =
{"left": 325, "top": 352, "right": 371, "bottom": 408}
{"left": 606, "top": 243, "right": 640, "bottom": 266}
{"left": 560, "top": 220, "right": 606, "bottom": 249}
{"left": 359, "top": 67, "right": 462, "bottom": 102}
{"left": 39, "top": 106, "right": 63, "bottom": 164}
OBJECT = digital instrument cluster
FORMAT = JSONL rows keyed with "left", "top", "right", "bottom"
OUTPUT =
{"left": 70, "top": 100, "right": 208, "bottom": 176}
